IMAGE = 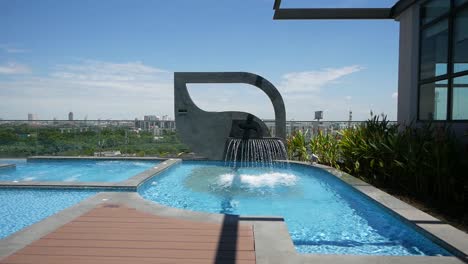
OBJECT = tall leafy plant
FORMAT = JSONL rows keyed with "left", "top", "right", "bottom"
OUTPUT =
{"left": 286, "top": 130, "right": 309, "bottom": 161}
{"left": 309, "top": 131, "right": 341, "bottom": 169}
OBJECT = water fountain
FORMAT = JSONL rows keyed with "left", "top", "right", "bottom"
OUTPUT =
{"left": 174, "top": 72, "right": 287, "bottom": 166}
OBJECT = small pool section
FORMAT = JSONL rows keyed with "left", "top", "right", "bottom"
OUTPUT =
{"left": 0, "top": 159, "right": 159, "bottom": 182}
{"left": 139, "top": 161, "right": 451, "bottom": 256}
{"left": 0, "top": 188, "right": 96, "bottom": 239}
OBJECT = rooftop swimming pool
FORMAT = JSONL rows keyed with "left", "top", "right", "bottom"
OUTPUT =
{"left": 0, "top": 159, "right": 158, "bottom": 182}
{"left": 138, "top": 161, "right": 452, "bottom": 256}
{"left": 0, "top": 188, "right": 96, "bottom": 239}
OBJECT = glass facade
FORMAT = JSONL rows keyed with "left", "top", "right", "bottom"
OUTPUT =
{"left": 420, "top": 20, "right": 448, "bottom": 79}
{"left": 418, "top": 0, "right": 468, "bottom": 121}
{"left": 452, "top": 75, "right": 468, "bottom": 119}
{"left": 453, "top": 8, "right": 468, "bottom": 73}
{"left": 419, "top": 80, "right": 448, "bottom": 120}
{"left": 421, "top": 0, "right": 450, "bottom": 24}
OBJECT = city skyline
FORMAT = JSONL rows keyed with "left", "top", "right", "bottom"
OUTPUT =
{"left": 3, "top": 109, "right": 385, "bottom": 121}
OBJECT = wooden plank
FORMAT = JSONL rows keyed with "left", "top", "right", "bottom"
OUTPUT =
{"left": 17, "top": 246, "right": 256, "bottom": 260}
{"left": 63, "top": 221, "right": 251, "bottom": 231}
{"left": 43, "top": 232, "right": 254, "bottom": 244}
{"left": 31, "top": 238, "right": 255, "bottom": 251}
{"left": 1, "top": 254, "right": 256, "bottom": 264}
{"left": 55, "top": 226, "right": 254, "bottom": 237}
{"left": 74, "top": 216, "right": 251, "bottom": 227}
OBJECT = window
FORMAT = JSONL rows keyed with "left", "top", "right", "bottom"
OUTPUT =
{"left": 419, "top": 80, "right": 448, "bottom": 120}
{"left": 452, "top": 75, "right": 468, "bottom": 119}
{"left": 418, "top": 1, "right": 468, "bottom": 121}
{"left": 456, "top": 0, "right": 468, "bottom": 7}
{"left": 421, "top": 0, "right": 450, "bottom": 24}
{"left": 453, "top": 8, "right": 468, "bottom": 73}
{"left": 420, "top": 20, "right": 449, "bottom": 79}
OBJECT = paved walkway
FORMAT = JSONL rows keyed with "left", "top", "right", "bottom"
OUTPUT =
{"left": 0, "top": 204, "right": 256, "bottom": 264}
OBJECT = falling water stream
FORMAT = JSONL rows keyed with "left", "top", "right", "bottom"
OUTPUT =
{"left": 221, "top": 138, "right": 289, "bottom": 213}
{"left": 224, "top": 138, "right": 288, "bottom": 168}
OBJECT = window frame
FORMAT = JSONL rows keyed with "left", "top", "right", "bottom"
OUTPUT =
{"left": 417, "top": 0, "right": 468, "bottom": 122}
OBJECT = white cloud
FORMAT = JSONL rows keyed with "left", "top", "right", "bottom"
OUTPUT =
{"left": 345, "top": 95, "right": 352, "bottom": 100}
{"left": 392, "top": 92, "right": 398, "bottom": 99}
{"left": 279, "top": 65, "right": 364, "bottom": 93}
{"left": 0, "top": 60, "right": 174, "bottom": 119}
{"left": 0, "top": 62, "right": 31, "bottom": 74}
{"left": 0, "top": 45, "right": 30, "bottom": 53}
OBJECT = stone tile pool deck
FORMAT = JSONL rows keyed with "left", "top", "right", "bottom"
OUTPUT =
{"left": 0, "top": 157, "right": 467, "bottom": 264}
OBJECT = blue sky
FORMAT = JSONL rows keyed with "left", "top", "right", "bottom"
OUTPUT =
{"left": 0, "top": 0, "right": 400, "bottom": 121}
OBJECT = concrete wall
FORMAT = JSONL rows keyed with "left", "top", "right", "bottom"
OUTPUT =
{"left": 396, "top": 2, "right": 420, "bottom": 126}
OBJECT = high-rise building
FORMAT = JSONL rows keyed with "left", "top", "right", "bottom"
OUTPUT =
{"left": 144, "top": 115, "right": 158, "bottom": 121}
{"left": 27, "top": 113, "right": 34, "bottom": 121}
{"left": 68, "top": 112, "right": 74, "bottom": 121}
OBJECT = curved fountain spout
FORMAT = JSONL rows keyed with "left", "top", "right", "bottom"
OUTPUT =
{"left": 174, "top": 72, "right": 286, "bottom": 161}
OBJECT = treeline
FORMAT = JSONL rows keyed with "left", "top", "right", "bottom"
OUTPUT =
{"left": 0, "top": 125, "right": 190, "bottom": 157}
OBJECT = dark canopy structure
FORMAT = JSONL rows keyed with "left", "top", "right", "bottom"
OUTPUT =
{"left": 272, "top": 0, "right": 418, "bottom": 20}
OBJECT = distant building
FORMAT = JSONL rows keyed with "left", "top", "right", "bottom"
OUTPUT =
{"left": 27, "top": 113, "right": 37, "bottom": 121}
{"left": 68, "top": 112, "right": 74, "bottom": 121}
{"left": 144, "top": 115, "right": 158, "bottom": 121}
{"left": 135, "top": 118, "right": 176, "bottom": 135}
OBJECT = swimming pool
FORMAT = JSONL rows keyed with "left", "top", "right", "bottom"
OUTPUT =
{"left": 138, "top": 161, "right": 452, "bottom": 256}
{"left": 0, "top": 159, "right": 158, "bottom": 182}
{"left": 0, "top": 188, "right": 96, "bottom": 239}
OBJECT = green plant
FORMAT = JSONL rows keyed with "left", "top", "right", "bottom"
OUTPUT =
{"left": 337, "top": 116, "right": 467, "bottom": 218}
{"left": 309, "top": 131, "right": 341, "bottom": 169}
{"left": 286, "top": 130, "right": 309, "bottom": 161}
{"left": 339, "top": 115, "right": 401, "bottom": 186}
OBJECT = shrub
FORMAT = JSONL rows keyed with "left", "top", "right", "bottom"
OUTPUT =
{"left": 286, "top": 130, "right": 309, "bottom": 161}
{"left": 309, "top": 131, "right": 341, "bottom": 169}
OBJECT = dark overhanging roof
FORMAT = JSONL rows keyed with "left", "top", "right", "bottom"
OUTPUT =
{"left": 272, "top": 0, "right": 419, "bottom": 20}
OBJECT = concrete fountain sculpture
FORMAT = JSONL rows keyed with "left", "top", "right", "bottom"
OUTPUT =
{"left": 174, "top": 72, "right": 287, "bottom": 165}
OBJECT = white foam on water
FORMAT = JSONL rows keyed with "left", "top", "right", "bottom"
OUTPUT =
{"left": 22, "top": 177, "right": 36, "bottom": 181}
{"left": 64, "top": 176, "right": 78, "bottom": 182}
{"left": 133, "top": 162, "right": 149, "bottom": 166}
{"left": 218, "top": 172, "right": 297, "bottom": 188}
{"left": 218, "top": 173, "right": 235, "bottom": 188}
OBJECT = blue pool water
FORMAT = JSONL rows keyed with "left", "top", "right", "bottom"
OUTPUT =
{"left": 139, "top": 161, "right": 451, "bottom": 256}
{"left": 0, "top": 159, "right": 158, "bottom": 182}
{"left": 0, "top": 188, "right": 96, "bottom": 239}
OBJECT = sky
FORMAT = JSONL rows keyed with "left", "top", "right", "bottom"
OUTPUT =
{"left": 0, "top": 0, "right": 400, "bottom": 121}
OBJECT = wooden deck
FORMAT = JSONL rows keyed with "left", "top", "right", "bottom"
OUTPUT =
{"left": 0, "top": 204, "right": 256, "bottom": 264}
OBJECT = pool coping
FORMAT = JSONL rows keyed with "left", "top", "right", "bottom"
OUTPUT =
{"left": 0, "top": 158, "right": 181, "bottom": 191}
{"left": 0, "top": 160, "right": 467, "bottom": 264}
